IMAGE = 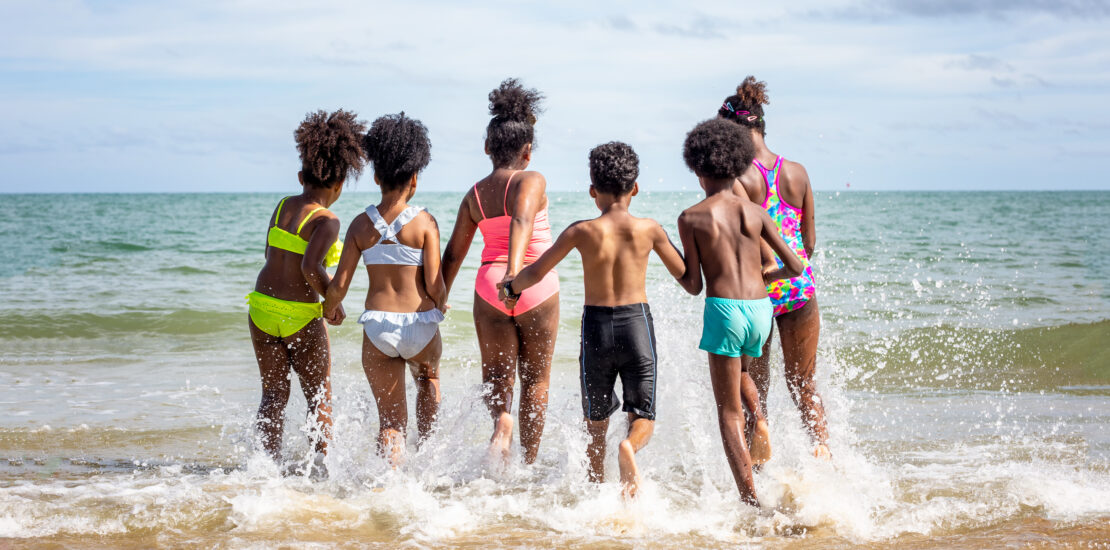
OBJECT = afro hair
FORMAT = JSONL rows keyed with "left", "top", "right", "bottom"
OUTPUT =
{"left": 683, "top": 119, "right": 755, "bottom": 180}
{"left": 294, "top": 109, "right": 367, "bottom": 188}
{"left": 588, "top": 141, "right": 639, "bottom": 195}
{"left": 486, "top": 78, "right": 544, "bottom": 167}
{"left": 362, "top": 112, "right": 432, "bottom": 191}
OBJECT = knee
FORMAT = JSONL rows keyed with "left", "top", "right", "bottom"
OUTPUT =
{"left": 414, "top": 376, "right": 440, "bottom": 395}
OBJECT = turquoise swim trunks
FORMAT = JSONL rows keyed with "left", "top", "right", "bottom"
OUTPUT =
{"left": 699, "top": 297, "right": 773, "bottom": 358}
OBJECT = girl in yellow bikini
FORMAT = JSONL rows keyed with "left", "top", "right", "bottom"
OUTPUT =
{"left": 247, "top": 109, "right": 366, "bottom": 469}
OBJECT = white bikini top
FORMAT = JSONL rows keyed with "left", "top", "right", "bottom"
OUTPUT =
{"left": 362, "top": 205, "right": 425, "bottom": 266}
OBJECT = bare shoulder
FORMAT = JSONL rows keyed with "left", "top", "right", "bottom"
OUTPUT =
{"left": 678, "top": 202, "right": 710, "bottom": 228}
{"left": 780, "top": 159, "right": 812, "bottom": 193}
{"left": 632, "top": 215, "right": 664, "bottom": 234}
{"left": 348, "top": 211, "right": 374, "bottom": 239}
{"left": 564, "top": 218, "right": 594, "bottom": 236}
{"left": 416, "top": 208, "right": 439, "bottom": 228}
{"left": 735, "top": 164, "right": 765, "bottom": 201}
{"left": 516, "top": 170, "right": 547, "bottom": 190}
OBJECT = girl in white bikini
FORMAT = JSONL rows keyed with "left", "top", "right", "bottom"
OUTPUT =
{"left": 324, "top": 113, "right": 446, "bottom": 467}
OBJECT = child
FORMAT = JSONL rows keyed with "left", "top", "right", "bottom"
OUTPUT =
{"left": 500, "top": 141, "right": 685, "bottom": 498}
{"left": 247, "top": 109, "right": 366, "bottom": 471}
{"left": 676, "top": 119, "right": 803, "bottom": 506}
{"left": 723, "top": 76, "right": 831, "bottom": 460}
{"left": 323, "top": 113, "right": 446, "bottom": 468}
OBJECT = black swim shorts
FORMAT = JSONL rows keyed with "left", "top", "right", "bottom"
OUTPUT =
{"left": 579, "top": 303, "right": 657, "bottom": 421}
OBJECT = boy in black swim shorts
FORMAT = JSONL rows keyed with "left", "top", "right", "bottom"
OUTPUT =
{"left": 501, "top": 142, "right": 686, "bottom": 498}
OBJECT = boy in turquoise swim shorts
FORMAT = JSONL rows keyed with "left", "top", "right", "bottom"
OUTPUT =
{"left": 675, "top": 119, "right": 804, "bottom": 507}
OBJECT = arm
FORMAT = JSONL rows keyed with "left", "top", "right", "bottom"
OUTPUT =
{"left": 797, "top": 165, "right": 816, "bottom": 257}
{"left": 505, "top": 173, "right": 546, "bottom": 278}
{"left": 421, "top": 213, "right": 448, "bottom": 311}
{"left": 675, "top": 212, "right": 703, "bottom": 295}
{"left": 759, "top": 238, "right": 777, "bottom": 274}
{"left": 652, "top": 223, "right": 686, "bottom": 280}
{"left": 441, "top": 195, "right": 478, "bottom": 298}
{"left": 506, "top": 221, "right": 581, "bottom": 294}
{"left": 322, "top": 219, "right": 364, "bottom": 322}
{"left": 301, "top": 215, "right": 340, "bottom": 296}
{"left": 759, "top": 210, "right": 804, "bottom": 282}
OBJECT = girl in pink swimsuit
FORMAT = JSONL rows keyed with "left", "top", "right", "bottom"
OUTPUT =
{"left": 442, "top": 78, "right": 560, "bottom": 466}
{"left": 721, "top": 76, "right": 830, "bottom": 459}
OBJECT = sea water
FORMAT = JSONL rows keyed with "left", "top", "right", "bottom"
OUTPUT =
{"left": 0, "top": 191, "right": 1107, "bottom": 547}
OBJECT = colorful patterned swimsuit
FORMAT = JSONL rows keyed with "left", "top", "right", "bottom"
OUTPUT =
{"left": 756, "top": 156, "right": 816, "bottom": 317}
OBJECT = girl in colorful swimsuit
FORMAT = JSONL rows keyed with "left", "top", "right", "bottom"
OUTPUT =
{"left": 722, "top": 76, "right": 831, "bottom": 459}
{"left": 323, "top": 113, "right": 445, "bottom": 468}
{"left": 441, "top": 79, "right": 559, "bottom": 466}
{"left": 247, "top": 109, "right": 366, "bottom": 468}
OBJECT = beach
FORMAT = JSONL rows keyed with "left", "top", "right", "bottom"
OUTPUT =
{"left": 1, "top": 190, "right": 1107, "bottom": 548}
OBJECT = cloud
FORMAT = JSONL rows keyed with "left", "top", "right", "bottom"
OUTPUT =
{"left": 0, "top": 0, "right": 1108, "bottom": 192}
{"left": 813, "top": 0, "right": 1110, "bottom": 20}
{"left": 946, "top": 54, "right": 1014, "bottom": 72}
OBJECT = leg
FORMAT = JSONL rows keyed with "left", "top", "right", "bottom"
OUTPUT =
{"left": 708, "top": 353, "right": 759, "bottom": 506}
{"left": 474, "top": 294, "right": 520, "bottom": 464}
{"left": 618, "top": 414, "right": 654, "bottom": 499}
{"left": 361, "top": 335, "right": 409, "bottom": 467}
{"left": 250, "top": 317, "right": 292, "bottom": 461}
{"left": 740, "top": 362, "right": 771, "bottom": 465}
{"left": 585, "top": 417, "right": 609, "bottom": 483}
{"left": 778, "top": 299, "right": 830, "bottom": 457}
{"left": 285, "top": 318, "right": 334, "bottom": 456}
{"left": 514, "top": 293, "right": 559, "bottom": 465}
{"left": 406, "top": 330, "right": 442, "bottom": 445}
{"left": 748, "top": 323, "right": 775, "bottom": 417}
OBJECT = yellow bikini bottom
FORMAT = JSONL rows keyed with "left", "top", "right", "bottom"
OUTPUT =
{"left": 247, "top": 291, "right": 323, "bottom": 338}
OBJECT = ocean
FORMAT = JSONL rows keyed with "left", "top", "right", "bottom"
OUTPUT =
{"left": 0, "top": 190, "right": 1107, "bottom": 548}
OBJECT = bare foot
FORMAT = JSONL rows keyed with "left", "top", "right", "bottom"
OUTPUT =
{"left": 617, "top": 440, "right": 641, "bottom": 499}
{"left": 813, "top": 444, "right": 831, "bottom": 460}
{"left": 487, "top": 413, "right": 514, "bottom": 468}
{"left": 749, "top": 419, "right": 772, "bottom": 465}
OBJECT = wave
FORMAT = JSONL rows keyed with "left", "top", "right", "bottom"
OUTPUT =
{"left": 835, "top": 319, "right": 1110, "bottom": 391}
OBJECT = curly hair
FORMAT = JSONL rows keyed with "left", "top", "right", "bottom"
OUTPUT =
{"left": 295, "top": 109, "right": 367, "bottom": 188}
{"left": 683, "top": 119, "right": 755, "bottom": 179}
{"left": 588, "top": 141, "right": 639, "bottom": 195}
{"left": 486, "top": 78, "right": 544, "bottom": 168}
{"left": 362, "top": 112, "right": 432, "bottom": 192}
{"left": 718, "top": 75, "right": 769, "bottom": 136}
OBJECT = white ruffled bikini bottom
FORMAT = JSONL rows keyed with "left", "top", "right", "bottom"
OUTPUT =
{"left": 357, "top": 309, "right": 444, "bottom": 360}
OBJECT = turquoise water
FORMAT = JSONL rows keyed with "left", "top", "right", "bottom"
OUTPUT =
{"left": 0, "top": 191, "right": 1107, "bottom": 546}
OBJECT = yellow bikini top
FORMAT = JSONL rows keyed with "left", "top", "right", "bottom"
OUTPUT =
{"left": 267, "top": 197, "right": 343, "bottom": 267}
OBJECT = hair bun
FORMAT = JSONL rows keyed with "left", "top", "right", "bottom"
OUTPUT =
{"left": 488, "top": 78, "right": 544, "bottom": 124}
{"left": 736, "top": 75, "right": 769, "bottom": 106}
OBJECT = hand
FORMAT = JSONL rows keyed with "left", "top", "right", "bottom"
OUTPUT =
{"left": 761, "top": 265, "right": 777, "bottom": 286}
{"left": 497, "top": 274, "right": 519, "bottom": 310}
{"left": 323, "top": 301, "right": 345, "bottom": 325}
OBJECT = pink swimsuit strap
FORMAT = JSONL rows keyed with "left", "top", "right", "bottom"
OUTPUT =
{"left": 474, "top": 171, "right": 553, "bottom": 264}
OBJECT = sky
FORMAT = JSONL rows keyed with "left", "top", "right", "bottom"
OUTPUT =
{"left": 1, "top": 0, "right": 1109, "bottom": 193}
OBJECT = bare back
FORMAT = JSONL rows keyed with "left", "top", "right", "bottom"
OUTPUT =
{"left": 328, "top": 206, "right": 444, "bottom": 315}
{"left": 680, "top": 194, "right": 771, "bottom": 300}
{"left": 514, "top": 205, "right": 685, "bottom": 308}
{"left": 573, "top": 213, "right": 663, "bottom": 306}
{"left": 255, "top": 196, "right": 339, "bottom": 302}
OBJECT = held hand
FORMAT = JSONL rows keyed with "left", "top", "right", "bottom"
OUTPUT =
{"left": 762, "top": 266, "right": 775, "bottom": 286}
{"left": 497, "top": 275, "right": 519, "bottom": 310}
{"left": 324, "top": 301, "right": 346, "bottom": 325}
